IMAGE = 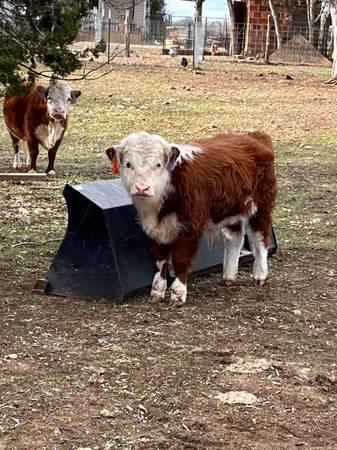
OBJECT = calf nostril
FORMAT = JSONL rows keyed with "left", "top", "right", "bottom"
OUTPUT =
{"left": 135, "top": 183, "right": 150, "bottom": 194}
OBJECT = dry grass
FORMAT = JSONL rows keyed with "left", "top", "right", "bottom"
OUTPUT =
{"left": 0, "top": 57, "right": 337, "bottom": 450}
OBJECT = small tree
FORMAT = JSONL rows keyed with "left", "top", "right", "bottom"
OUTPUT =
{"left": 149, "top": 0, "right": 166, "bottom": 19}
{"left": 0, "top": 0, "right": 91, "bottom": 93}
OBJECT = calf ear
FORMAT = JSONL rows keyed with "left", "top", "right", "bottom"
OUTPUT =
{"left": 106, "top": 147, "right": 116, "bottom": 161}
{"left": 70, "top": 90, "right": 81, "bottom": 104}
{"left": 167, "top": 146, "right": 180, "bottom": 172}
{"left": 37, "top": 86, "right": 49, "bottom": 99}
{"left": 106, "top": 147, "right": 120, "bottom": 175}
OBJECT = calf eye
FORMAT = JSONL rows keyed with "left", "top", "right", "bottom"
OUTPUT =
{"left": 68, "top": 97, "right": 72, "bottom": 102}
{"left": 124, "top": 161, "right": 132, "bottom": 169}
{"left": 156, "top": 163, "right": 162, "bottom": 168}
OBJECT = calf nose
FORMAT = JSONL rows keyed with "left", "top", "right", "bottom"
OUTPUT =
{"left": 53, "top": 108, "right": 65, "bottom": 117}
{"left": 135, "top": 183, "right": 150, "bottom": 194}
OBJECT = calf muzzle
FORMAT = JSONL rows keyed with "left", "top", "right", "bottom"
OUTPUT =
{"left": 131, "top": 182, "right": 154, "bottom": 197}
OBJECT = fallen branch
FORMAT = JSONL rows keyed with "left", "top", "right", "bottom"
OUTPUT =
{"left": 12, "top": 238, "right": 62, "bottom": 248}
{"left": 324, "top": 77, "right": 337, "bottom": 85}
{"left": 0, "top": 172, "right": 48, "bottom": 181}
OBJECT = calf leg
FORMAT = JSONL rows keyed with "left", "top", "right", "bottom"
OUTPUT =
{"left": 20, "top": 141, "right": 31, "bottom": 166}
{"left": 248, "top": 212, "right": 272, "bottom": 285}
{"left": 46, "top": 139, "right": 62, "bottom": 176}
{"left": 10, "top": 134, "right": 21, "bottom": 169}
{"left": 150, "top": 261, "right": 169, "bottom": 303}
{"left": 27, "top": 139, "right": 39, "bottom": 172}
{"left": 222, "top": 222, "right": 244, "bottom": 284}
{"left": 170, "top": 238, "right": 199, "bottom": 306}
{"left": 149, "top": 242, "right": 171, "bottom": 303}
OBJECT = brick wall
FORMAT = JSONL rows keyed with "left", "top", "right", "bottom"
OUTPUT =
{"left": 243, "top": 0, "right": 288, "bottom": 56}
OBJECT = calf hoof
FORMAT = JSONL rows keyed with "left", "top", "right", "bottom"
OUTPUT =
{"left": 148, "top": 293, "right": 165, "bottom": 304}
{"left": 223, "top": 279, "right": 235, "bottom": 286}
{"left": 253, "top": 273, "right": 268, "bottom": 285}
{"left": 28, "top": 169, "right": 37, "bottom": 173}
{"left": 47, "top": 170, "right": 56, "bottom": 177}
{"left": 223, "top": 276, "right": 237, "bottom": 286}
{"left": 169, "top": 290, "right": 186, "bottom": 307}
{"left": 169, "top": 279, "right": 187, "bottom": 307}
{"left": 168, "top": 296, "right": 186, "bottom": 307}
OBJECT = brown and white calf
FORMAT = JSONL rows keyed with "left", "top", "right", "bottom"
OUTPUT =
{"left": 106, "top": 131, "right": 277, "bottom": 306}
{"left": 3, "top": 80, "right": 81, "bottom": 175}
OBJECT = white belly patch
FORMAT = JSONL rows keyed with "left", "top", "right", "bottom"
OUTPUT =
{"left": 35, "top": 121, "right": 64, "bottom": 150}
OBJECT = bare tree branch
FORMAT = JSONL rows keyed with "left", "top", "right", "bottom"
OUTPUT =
{"left": 12, "top": 238, "right": 61, "bottom": 248}
{"left": 17, "top": 47, "right": 126, "bottom": 83}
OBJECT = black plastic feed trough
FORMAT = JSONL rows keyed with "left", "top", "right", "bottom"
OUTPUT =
{"left": 43, "top": 179, "right": 277, "bottom": 301}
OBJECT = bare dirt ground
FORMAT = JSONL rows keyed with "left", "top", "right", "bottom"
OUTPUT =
{"left": 0, "top": 57, "right": 337, "bottom": 449}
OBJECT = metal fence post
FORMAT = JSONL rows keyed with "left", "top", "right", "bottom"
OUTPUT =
{"left": 265, "top": 15, "right": 271, "bottom": 64}
{"left": 203, "top": 17, "right": 208, "bottom": 60}
{"left": 192, "top": 21, "right": 196, "bottom": 69}
{"left": 108, "top": 10, "right": 111, "bottom": 62}
{"left": 162, "top": 21, "right": 166, "bottom": 55}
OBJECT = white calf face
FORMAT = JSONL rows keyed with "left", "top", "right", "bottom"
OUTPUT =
{"left": 109, "top": 132, "right": 180, "bottom": 203}
{"left": 38, "top": 80, "right": 81, "bottom": 121}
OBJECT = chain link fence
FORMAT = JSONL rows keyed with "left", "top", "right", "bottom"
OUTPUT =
{"left": 74, "top": 14, "right": 333, "bottom": 67}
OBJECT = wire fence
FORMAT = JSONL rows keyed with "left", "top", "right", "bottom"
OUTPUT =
{"left": 75, "top": 14, "right": 333, "bottom": 67}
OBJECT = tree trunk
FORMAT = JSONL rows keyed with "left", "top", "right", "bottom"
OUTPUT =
{"left": 268, "top": 0, "right": 282, "bottom": 49}
{"left": 195, "top": 0, "right": 204, "bottom": 23}
{"left": 318, "top": 7, "right": 329, "bottom": 52}
{"left": 124, "top": 8, "right": 131, "bottom": 58}
{"left": 226, "top": 0, "right": 236, "bottom": 55}
{"left": 193, "top": 0, "right": 205, "bottom": 68}
{"left": 306, "top": 0, "right": 315, "bottom": 44}
{"left": 326, "top": 1, "right": 337, "bottom": 82}
{"left": 330, "top": 2, "right": 337, "bottom": 79}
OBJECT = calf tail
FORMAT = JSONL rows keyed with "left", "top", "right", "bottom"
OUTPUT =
{"left": 248, "top": 131, "right": 273, "bottom": 153}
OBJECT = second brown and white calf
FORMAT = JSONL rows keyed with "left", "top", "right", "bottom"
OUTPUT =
{"left": 107, "top": 131, "right": 277, "bottom": 306}
{"left": 3, "top": 79, "right": 81, "bottom": 175}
